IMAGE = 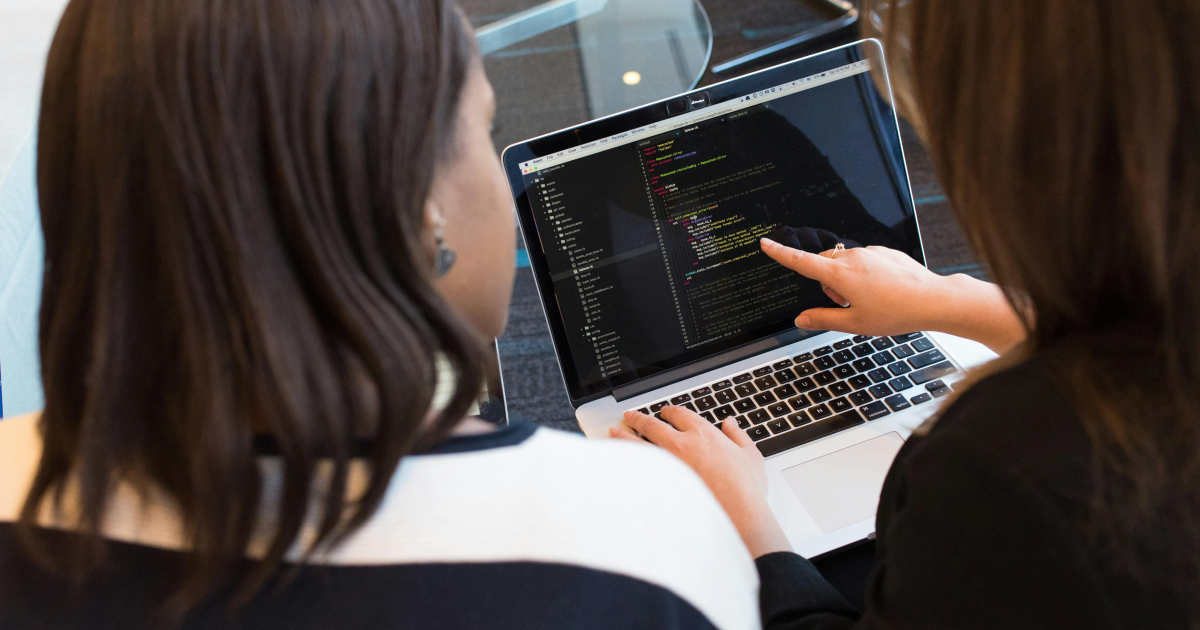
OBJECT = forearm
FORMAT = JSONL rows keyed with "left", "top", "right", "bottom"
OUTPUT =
{"left": 926, "top": 274, "right": 1026, "bottom": 355}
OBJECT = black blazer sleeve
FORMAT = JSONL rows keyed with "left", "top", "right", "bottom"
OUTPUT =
{"left": 758, "top": 371, "right": 1118, "bottom": 630}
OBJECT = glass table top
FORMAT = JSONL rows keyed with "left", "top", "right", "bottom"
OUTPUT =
{"left": 462, "top": 0, "right": 712, "bottom": 151}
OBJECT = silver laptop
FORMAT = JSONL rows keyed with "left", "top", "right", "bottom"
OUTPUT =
{"left": 501, "top": 40, "right": 995, "bottom": 557}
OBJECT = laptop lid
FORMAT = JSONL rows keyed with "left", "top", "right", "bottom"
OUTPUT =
{"left": 501, "top": 40, "right": 924, "bottom": 407}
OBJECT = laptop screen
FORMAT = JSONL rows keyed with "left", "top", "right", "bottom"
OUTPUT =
{"left": 505, "top": 42, "right": 923, "bottom": 403}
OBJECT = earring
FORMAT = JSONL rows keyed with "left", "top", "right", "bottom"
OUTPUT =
{"left": 433, "top": 211, "right": 457, "bottom": 277}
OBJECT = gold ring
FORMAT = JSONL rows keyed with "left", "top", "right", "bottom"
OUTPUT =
{"left": 834, "top": 243, "right": 846, "bottom": 252}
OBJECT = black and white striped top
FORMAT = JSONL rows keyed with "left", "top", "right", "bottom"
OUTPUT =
{"left": 0, "top": 413, "right": 760, "bottom": 629}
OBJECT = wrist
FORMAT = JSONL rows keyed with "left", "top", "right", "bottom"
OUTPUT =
{"left": 731, "top": 501, "right": 793, "bottom": 558}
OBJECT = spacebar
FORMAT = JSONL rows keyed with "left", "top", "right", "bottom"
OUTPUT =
{"left": 755, "top": 410, "right": 866, "bottom": 457}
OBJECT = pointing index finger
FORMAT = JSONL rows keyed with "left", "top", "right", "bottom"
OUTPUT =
{"left": 761, "top": 237, "right": 836, "bottom": 283}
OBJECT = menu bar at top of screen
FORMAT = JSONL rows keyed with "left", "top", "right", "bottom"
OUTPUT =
{"left": 518, "top": 59, "right": 871, "bottom": 174}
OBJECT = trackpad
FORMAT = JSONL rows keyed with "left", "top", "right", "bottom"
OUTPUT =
{"left": 781, "top": 433, "right": 904, "bottom": 533}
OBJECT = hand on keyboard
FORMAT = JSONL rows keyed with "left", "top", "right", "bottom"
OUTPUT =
{"left": 611, "top": 406, "right": 793, "bottom": 558}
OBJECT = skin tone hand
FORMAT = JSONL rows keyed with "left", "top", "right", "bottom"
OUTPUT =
{"left": 609, "top": 407, "right": 793, "bottom": 558}
{"left": 760, "top": 238, "right": 1026, "bottom": 355}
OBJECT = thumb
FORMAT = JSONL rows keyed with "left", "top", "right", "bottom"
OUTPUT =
{"left": 722, "top": 415, "right": 755, "bottom": 448}
{"left": 795, "top": 307, "right": 856, "bottom": 331}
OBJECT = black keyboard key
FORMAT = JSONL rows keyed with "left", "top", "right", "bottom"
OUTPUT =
{"left": 682, "top": 402, "right": 696, "bottom": 412}
{"left": 860, "top": 401, "right": 891, "bottom": 420}
{"left": 885, "top": 394, "right": 912, "bottom": 412}
{"left": 888, "top": 376, "right": 914, "bottom": 392}
{"left": 833, "top": 350, "right": 856, "bottom": 364}
{"left": 793, "top": 352, "right": 814, "bottom": 362}
{"left": 636, "top": 408, "right": 650, "bottom": 415}
{"left": 701, "top": 411, "right": 716, "bottom": 422}
{"left": 833, "top": 365, "right": 856, "bottom": 380}
{"left": 814, "top": 371, "right": 837, "bottom": 386}
{"left": 789, "top": 411, "right": 812, "bottom": 427}
{"left": 734, "top": 399, "right": 757, "bottom": 414}
{"left": 891, "top": 344, "right": 915, "bottom": 359}
{"left": 748, "top": 425, "right": 771, "bottom": 441}
{"left": 768, "top": 402, "right": 791, "bottom": 417}
{"left": 793, "top": 362, "right": 817, "bottom": 376}
{"left": 930, "top": 385, "right": 951, "bottom": 398}
{"left": 814, "top": 356, "right": 836, "bottom": 371}
{"left": 734, "top": 383, "right": 757, "bottom": 398}
{"left": 851, "top": 343, "right": 874, "bottom": 358}
{"left": 869, "top": 384, "right": 893, "bottom": 399}
{"left": 714, "top": 389, "right": 737, "bottom": 404}
{"left": 714, "top": 405, "right": 737, "bottom": 420}
{"left": 909, "top": 349, "right": 946, "bottom": 369}
{"left": 654, "top": 412, "right": 666, "bottom": 421}
{"left": 752, "top": 391, "right": 778, "bottom": 407}
{"left": 891, "top": 332, "right": 923, "bottom": 343}
{"left": 735, "top": 415, "right": 751, "bottom": 429}
{"left": 772, "top": 359, "right": 794, "bottom": 370}
{"left": 814, "top": 345, "right": 834, "bottom": 356}
{"left": 829, "top": 397, "right": 853, "bottom": 413}
{"left": 754, "top": 375, "right": 778, "bottom": 390}
{"left": 753, "top": 366, "right": 774, "bottom": 377}
{"left": 671, "top": 394, "right": 691, "bottom": 405}
{"left": 747, "top": 408, "right": 771, "bottom": 424}
{"left": 867, "top": 368, "right": 891, "bottom": 383}
{"left": 650, "top": 401, "right": 669, "bottom": 412}
{"left": 833, "top": 339, "right": 854, "bottom": 349}
{"left": 773, "top": 368, "right": 797, "bottom": 382}
{"left": 810, "top": 388, "right": 833, "bottom": 403}
{"left": 871, "top": 337, "right": 896, "bottom": 351}
{"left": 852, "top": 358, "right": 875, "bottom": 372}
{"left": 756, "top": 410, "right": 866, "bottom": 456}
{"left": 924, "top": 380, "right": 946, "bottom": 391}
{"left": 873, "top": 350, "right": 896, "bottom": 364}
{"left": 691, "top": 387, "right": 712, "bottom": 397}
{"left": 888, "top": 362, "right": 913, "bottom": 376}
{"left": 794, "top": 377, "right": 816, "bottom": 392}
{"left": 694, "top": 396, "right": 718, "bottom": 411}
{"left": 829, "top": 381, "right": 852, "bottom": 396}
{"left": 852, "top": 335, "right": 873, "bottom": 343}
{"left": 809, "top": 404, "right": 833, "bottom": 420}
{"left": 788, "top": 395, "right": 812, "bottom": 410}
{"left": 910, "top": 361, "right": 958, "bottom": 385}
{"left": 774, "top": 383, "right": 798, "bottom": 399}
{"left": 733, "top": 373, "right": 753, "bottom": 384}
{"left": 768, "top": 419, "right": 792, "bottom": 435}
{"left": 911, "top": 337, "right": 935, "bottom": 352}
{"left": 713, "top": 380, "right": 733, "bottom": 390}
{"left": 910, "top": 393, "right": 932, "bottom": 405}
{"left": 849, "top": 391, "right": 873, "bottom": 406}
{"left": 848, "top": 375, "right": 872, "bottom": 389}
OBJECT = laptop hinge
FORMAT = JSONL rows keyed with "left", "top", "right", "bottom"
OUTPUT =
{"left": 611, "top": 328, "right": 816, "bottom": 402}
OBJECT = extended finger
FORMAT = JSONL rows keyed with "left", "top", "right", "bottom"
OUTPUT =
{"left": 822, "top": 284, "right": 849, "bottom": 307}
{"left": 623, "top": 410, "right": 677, "bottom": 445}
{"left": 661, "top": 405, "right": 708, "bottom": 432}
{"left": 609, "top": 425, "right": 648, "bottom": 443}
{"left": 761, "top": 238, "right": 837, "bottom": 283}
{"left": 721, "top": 416, "right": 755, "bottom": 448}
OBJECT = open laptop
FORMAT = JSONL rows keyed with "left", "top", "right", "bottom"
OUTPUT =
{"left": 501, "top": 40, "right": 995, "bottom": 557}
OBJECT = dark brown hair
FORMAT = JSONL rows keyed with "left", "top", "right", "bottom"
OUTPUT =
{"left": 870, "top": 0, "right": 1200, "bottom": 614}
{"left": 26, "top": 0, "right": 480, "bottom": 615}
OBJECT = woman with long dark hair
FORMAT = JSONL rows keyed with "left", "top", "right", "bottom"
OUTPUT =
{"left": 619, "top": 1, "right": 1200, "bottom": 628}
{"left": 0, "top": 1, "right": 759, "bottom": 628}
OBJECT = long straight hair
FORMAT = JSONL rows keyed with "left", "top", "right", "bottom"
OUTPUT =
{"left": 869, "top": 0, "right": 1200, "bottom": 616}
{"left": 25, "top": 0, "right": 480, "bottom": 615}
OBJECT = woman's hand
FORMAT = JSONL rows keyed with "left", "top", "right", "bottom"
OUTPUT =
{"left": 760, "top": 238, "right": 1025, "bottom": 355}
{"left": 610, "top": 406, "right": 793, "bottom": 558}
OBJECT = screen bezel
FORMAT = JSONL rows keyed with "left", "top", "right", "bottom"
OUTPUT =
{"left": 501, "top": 39, "right": 926, "bottom": 406}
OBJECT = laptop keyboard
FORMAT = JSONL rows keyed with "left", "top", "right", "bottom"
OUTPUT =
{"left": 627, "top": 332, "right": 958, "bottom": 457}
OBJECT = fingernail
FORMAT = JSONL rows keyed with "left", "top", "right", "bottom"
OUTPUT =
{"left": 623, "top": 410, "right": 634, "bottom": 419}
{"left": 796, "top": 314, "right": 811, "bottom": 329}
{"left": 761, "top": 237, "right": 776, "bottom": 248}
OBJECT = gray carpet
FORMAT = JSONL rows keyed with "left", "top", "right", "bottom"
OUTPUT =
{"left": 460, "top": 0, "right": 982, "bottom": 432}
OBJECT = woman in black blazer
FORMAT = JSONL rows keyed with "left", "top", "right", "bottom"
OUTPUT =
{"left": 618, "top": 1, "right": 1200, "bottom": 628}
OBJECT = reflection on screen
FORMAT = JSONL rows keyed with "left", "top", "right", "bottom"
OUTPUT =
{"left": 523, "top": 64, "right": 917, "bottom": 395}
